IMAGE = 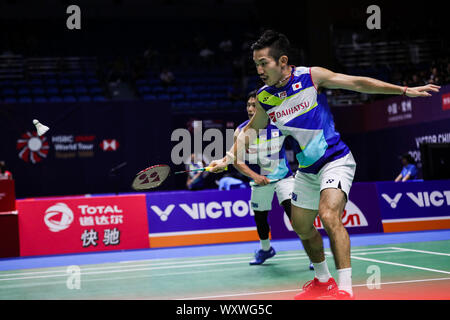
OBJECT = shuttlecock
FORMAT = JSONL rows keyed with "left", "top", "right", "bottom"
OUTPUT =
{"left": 33, "top": 119, "right": 49, "bottom": 136}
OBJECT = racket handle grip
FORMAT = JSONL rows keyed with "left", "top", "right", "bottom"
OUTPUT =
{"left": 204, "top": 166, "right": 228, "bottom": 172}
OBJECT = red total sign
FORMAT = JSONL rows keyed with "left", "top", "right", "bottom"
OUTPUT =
{"left": 18, "top": 194, "right": 149, "bottom": 256}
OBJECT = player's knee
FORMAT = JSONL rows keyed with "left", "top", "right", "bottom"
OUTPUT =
{"left": 319, "top": 210, "right": 342, "bottom": 231}
{"left": 291, "top": 220, "right": 315, "bottom": 240}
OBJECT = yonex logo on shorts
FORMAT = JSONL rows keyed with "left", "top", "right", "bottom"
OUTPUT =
{"left": 326, "top": 179, "right": 335, "bottom": 184}
{"left": 292, "top": 193, "right": 298, "bottom": 201}
{"left": 252, "top": 202, "right": 259, "bottom": 208}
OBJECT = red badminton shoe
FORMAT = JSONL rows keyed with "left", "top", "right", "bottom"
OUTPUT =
{"left": 294, "top": 277, "right": 338, "bottom": 300}
{"left": 317, "top": 290, "right": 355, "bottom": 300}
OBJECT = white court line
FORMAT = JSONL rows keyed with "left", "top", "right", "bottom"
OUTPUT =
{"left": 0, "top": 249, "right": 405, "bottom": 282}
{"left": 0, "top": 250, "right": 404, "bottom": 287}
{"left": 350, "top": 255, "right": 450, "bottom": 275}
{"left": 389, "top": 247, "right": 450, "bottom": 257}
{"left": 0, "top": 247, "right": 401, "bottom": 278}
{"left": 351, "top": 250, "right": 401, "bottom": 256}
{"left": 117, "top": 246, "right": 397, "bottom": 264}
{"left": 0, "top": 256, "right": 316, "bottom": 281}
{"left": 0, "top": 266, "right": 256, "bottom": 289}
{"left": 0, "top": 253, "right": 310, "bottom": 278}
{"left": 179, "top": 277, "right": 450, "bottom": 300}
{"left": 1, "top": 248, "right": 444, "bottom": 292}
{"left": 0, "top": 259, "right": 316, "bottom": 290}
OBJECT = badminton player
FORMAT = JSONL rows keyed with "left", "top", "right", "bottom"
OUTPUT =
{"left": 208, "top": 30, "right": 440, "bottom": 299}
{"left": 235, "top": 89, "right": 313, "bottom": 268}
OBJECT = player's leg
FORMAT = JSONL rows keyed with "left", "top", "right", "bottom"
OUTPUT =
{"left": 290, "top": 205, "right": 329, "bottom": 272}
{"left": 274, "top": 176, "right": 294, "bottom": 220}
{"left": 319, "top": 188, "right": 350, "bottom": 269}
{"left": 288, "top": 173, "right": 326, "bottom": 264}
{"left": 280, "top": 199, "right": 291, "bottom": 220}
{"left": 291, "top": 203, "right": 340, "bottom": 299}
{"left": 276, "top": 177, "right": 313, "bottom": 270}
{"left": 253, "top": 210, "right": 271, "bottom": 251}
{"left": 318, "top": 188, "right": 352, "bottom": 296}
{"left": 249, "top": 184, "right": 276, "bottom": 265}
{"left": 317, "top": 152, "right": 356, "bottom": 298}
{"left": 290, "top": 171, "right": 339, "bottom": 299}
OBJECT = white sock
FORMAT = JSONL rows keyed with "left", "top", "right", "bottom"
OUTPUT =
{"left": 312, "top": 260, "right": 332, "bottom": 283}
{"left": 260, "top": 239, "right": 271, "bottom": 251}
{"left": 337, "top": 268, "right": 353, "bottom": 296}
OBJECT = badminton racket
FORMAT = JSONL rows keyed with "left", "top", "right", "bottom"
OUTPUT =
{"left": 131, "top": 164, "right": 227, "bottom": 190}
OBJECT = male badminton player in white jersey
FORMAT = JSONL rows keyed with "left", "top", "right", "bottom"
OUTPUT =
{"left": 235, "top": 89, "right": 307, "bottom": 267}
{"left": 208, "top": 30, "right": 440, "bottom": 299}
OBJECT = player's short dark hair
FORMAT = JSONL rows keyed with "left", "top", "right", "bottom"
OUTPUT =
{"left": 402, "top": 153, "right": 416, "bottom": 164}
{"left": 247, "top": 90, "right": 257, "bottom": 101}
{"left": 251, "top": 30, "right": 291, "bottom": 62}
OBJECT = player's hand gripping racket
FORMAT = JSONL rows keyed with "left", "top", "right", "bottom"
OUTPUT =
{"left": 249, "top": 178, "right": 281, "bottom": 187}
{"left": 131, "top": 164, "right": 227, "bottom": 190}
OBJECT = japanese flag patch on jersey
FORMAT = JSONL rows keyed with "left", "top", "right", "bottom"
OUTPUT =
{"left": 292, "top": 82, "right": 302, "bottom": 91}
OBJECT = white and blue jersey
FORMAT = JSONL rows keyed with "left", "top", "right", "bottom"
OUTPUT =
{"left": 400, "top": 164, "right": 418, "bottom": 179}
{"left": 257, "top": 66, "right": 350, "bottom": 174}
{"left": 237, "top": 120, "right": 292, "bottom": 181}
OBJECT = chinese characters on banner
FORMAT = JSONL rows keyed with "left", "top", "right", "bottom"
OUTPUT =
{"left": 81, "top": 228, "right": 121, "bottom": 247}
{"left": 77, "top": 204, "right": 123, "bottom": 247}
{"left": 17, "top": 195, "right": 149, "bottom": 256}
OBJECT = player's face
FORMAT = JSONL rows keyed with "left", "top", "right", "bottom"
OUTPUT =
{"left": 246, "top": 97, "right": 256, "bottom": 120}
{"left": 253, "top": 47, "right": 283, "bottom": 86}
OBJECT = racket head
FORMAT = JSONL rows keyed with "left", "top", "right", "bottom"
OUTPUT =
{"left": 132, "top": 164, "right": 171, "bottom": 190}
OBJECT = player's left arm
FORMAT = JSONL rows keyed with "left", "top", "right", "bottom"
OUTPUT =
{"left": 402, "top": 173, "right": 411, "bottom": 182}
{"left": 311, "top": 66, "right": 440, "bottom": 97}
{"left": 208, "top": 100, "right": 269, "bottom": 172}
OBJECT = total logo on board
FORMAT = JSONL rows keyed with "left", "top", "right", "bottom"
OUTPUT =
{"left": 43, "top": 202, "right": 125, "bottom": 232}
{"left": 44, "top": 203, "right": 74, "bottom": 232}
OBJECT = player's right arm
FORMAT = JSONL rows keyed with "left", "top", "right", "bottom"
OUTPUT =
{"left": 209, "top": 100, "right": 269, "bottom": 172}
{"left": 232, "top": 128, "right": 270, "bottom": 185}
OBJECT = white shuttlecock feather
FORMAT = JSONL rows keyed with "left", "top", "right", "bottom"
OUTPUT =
{"left": 33, "top": 119, "right": 50, "bottom": 136}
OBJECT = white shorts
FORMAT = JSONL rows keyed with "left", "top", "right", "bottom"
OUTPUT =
{"left": 251, "top": 176, "right": 294, "bottom": 211}
{"left": 291, "top": 152, "right": 356, "bottom": 210}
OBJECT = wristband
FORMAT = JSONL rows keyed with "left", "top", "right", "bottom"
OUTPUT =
{"left": 402, "top": 86, "right": 408, "bottom": 96}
